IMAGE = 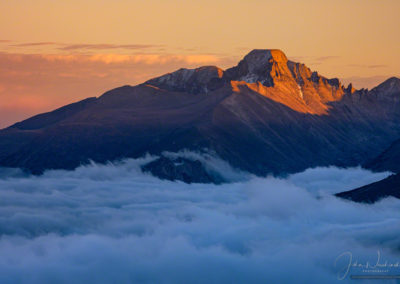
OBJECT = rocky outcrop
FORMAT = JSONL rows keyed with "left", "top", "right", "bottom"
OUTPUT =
{"left": 142, "top": 156, "right": 225, "bottom": 184}
{"left": 147, "top": 49, "right": 347, "bottom": 114}
{"left": 224, "top": 49, "right": 292, "bottom": 86}
{"left": 146, "top": 66, "right": 224, "bottom": 94}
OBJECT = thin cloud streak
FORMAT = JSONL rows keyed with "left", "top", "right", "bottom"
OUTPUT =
{"left": 11, "top": 42, "right": 58, "bottom": 47}
{"left": 3, "top": 40, "right": 164, "bottom": 53}
{"left": 348, "top": 64, "right": 389, "bottom": 69}
{"left": 14, "top": 53, "right": 227, "bottom": 65}
{"left": 315, "top": 55, "right": 340, "bottom": 61}
{"left": 367, "top": 65, "right": 388, "bottom": 69}
{"left": 58, "top": 43, "right": 162, "bottom": 51}
{"left": 289, "top": 55, "right": 340, "bottom": 62}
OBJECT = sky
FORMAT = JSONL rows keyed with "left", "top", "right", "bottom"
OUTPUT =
{"left": 0, "top": 152, "right": 398, "bottom": 283}
{"left": 0, "top": 0, "right": 399, "bottom": 128}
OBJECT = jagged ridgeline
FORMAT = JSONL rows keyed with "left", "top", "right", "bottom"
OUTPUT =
{"left": 0, "top": 49, "right": 399, "bottom": 183}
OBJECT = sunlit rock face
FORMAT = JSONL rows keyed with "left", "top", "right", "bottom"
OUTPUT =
{"left": 148, "top": 49, "right": 347, "bottom": 114}
{"left": 225, "top": 49, "right": 292, "bottom": 86}
{"left": 224, "top": 49, "right": 347, "bottom": 114}
{"left": 0, "top": 49, "right": 399, "bottom": 181}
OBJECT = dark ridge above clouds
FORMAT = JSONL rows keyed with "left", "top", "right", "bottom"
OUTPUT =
{"left": 0, "top": 49, "right": 399, "bottom": 183}
{"left": 336, "top": 173, "right": 400, "bottom": 203}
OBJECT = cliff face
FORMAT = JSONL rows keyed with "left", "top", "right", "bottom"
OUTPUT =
{"left": 0, "top": 49, "right": 399, "bottom": 182}
{"left": 148, "top": 49, "right": 347, "bottom": 114}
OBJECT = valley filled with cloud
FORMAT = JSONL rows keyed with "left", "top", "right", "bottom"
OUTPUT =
{"left": 0, "top": 156, "right": 399, "bottom": 283}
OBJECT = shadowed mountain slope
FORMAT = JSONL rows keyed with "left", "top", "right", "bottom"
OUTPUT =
{"left": 336, "top": 173, "right": 400, "bottom": 203}
{"left": 0, "top": 49, "right": 399, "bottom": 182}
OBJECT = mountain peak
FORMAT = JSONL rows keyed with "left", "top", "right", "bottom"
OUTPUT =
{"left": 2, "top": 49, "right": 400, "bottom": 180}
{"left": 224, "top": 49, "right": 291, "bottom": 86}
{"left": 242, "top": 49, "right": 288, "bottom": 72}
{"left": 145, "top": 66, "right": 224, "bottom": 94}
{"left": 371, "top": 76, "right": 400, "bottom": 96}
{"left": 144, "top": 48, "right": 347, "bottom": 114}
{"left": 380, "top": 76, "right": 400, "bottom": 87}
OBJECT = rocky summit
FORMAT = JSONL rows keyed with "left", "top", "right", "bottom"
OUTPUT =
{"left": 147, "top": 49, "right": 347, "bottom": 114}
{"left": 0, "top": 49, "right": 400, "bottom": 185}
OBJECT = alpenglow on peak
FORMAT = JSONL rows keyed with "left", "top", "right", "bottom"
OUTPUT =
{"left": 242, "top": 49, "right": 288, "bottom": 72}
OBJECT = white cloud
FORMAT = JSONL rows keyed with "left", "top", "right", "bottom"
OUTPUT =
{"left": 0, "top": 156, "right": 398, "bottom": 283}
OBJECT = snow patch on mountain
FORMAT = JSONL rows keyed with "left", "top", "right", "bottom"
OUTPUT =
{"left": 298, "top": 84, "right": 304, "bottom": 99}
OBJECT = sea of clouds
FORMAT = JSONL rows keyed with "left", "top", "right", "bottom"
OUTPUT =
{"left": 0, "top": 155, "right": 399, "bottom": 284}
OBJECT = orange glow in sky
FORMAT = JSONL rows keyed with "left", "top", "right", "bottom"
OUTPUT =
{"left": 0, "top": 0, "right": 399, "bottom": 128}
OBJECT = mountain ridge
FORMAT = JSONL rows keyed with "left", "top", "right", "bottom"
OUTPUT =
{"left": 336, "top": 173, "right": 400, "bottom": 203}
{"left": 1, "top": 49, "right": 399, "bottom": 182}
{"left": 146, "top": 49, "right": 349, "bottom": 115}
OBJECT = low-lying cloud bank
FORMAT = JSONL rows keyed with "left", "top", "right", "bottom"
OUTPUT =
{"left": 0, "top": 157, "right": 399, "bottom": 283}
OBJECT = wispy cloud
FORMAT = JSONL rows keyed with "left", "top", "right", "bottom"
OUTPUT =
{"left": 58, "top": 43, "right": 162, "bottom": 51}
{"left": 34, "top": 53, "right": 225, "bottom": 65}
{"left": 315, "top": 55, "right": 340, "bottom": 62}
{"left": 5, "top": 40, "right": 164, "bottom": 53}
{"left": 367, "top": 64, "right": 388, "bottom": 69}
{"left": 11, "top": 42, "right": 58, "bottom": 47}
{"left": 288, "top": 55, "right": 340, "bottom": 63}
{"left": 347, "top": 64, "right": 388, "bottom": 69}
